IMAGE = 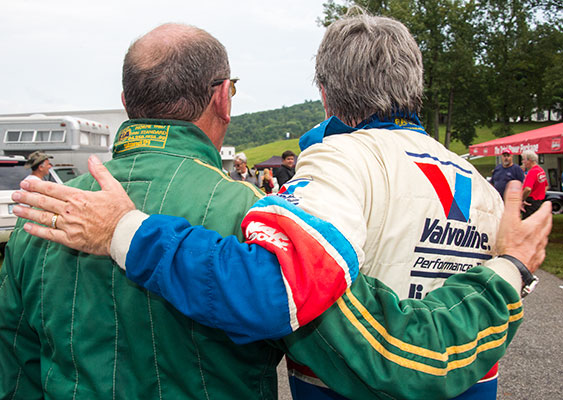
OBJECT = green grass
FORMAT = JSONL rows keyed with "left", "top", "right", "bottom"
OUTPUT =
{"left": 242, "top": 138, "right": 301, "bottom": 168}
{"left": 543, "top": 214, "right": 563, "bottom": 278}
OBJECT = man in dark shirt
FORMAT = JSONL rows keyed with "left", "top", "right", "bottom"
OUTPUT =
{"left": 491, "top": 148, "right": 525, "bottom": 197}
{"left": 274, "top": 150, "right": 296, "bottom": 187}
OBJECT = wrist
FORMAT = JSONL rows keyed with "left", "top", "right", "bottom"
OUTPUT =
{"left": 110, "top": 210, "right": 149, "bottom": 270}
{"left": 498, "top": 254, "right": 539, "bottom": 297}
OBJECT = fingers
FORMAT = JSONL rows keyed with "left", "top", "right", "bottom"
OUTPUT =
{"left": 524, "top": 201, "right": 552, "bottom": 229}
{"left": 516, "top": 200, "right": 552, "bottom": 272}
{"left": 12, "top": 190, "right": 67, "bottom": 214}
{"left": 19, "top": 179, "right": 78, "bottom": 201}
{"left": 22, "top": 222, "right": 69, "bottom": 248}
{"left": 12, "top": 205, "right": 61, "bottom": 228}
{"left": 504, "top": 181, "right": 522, "bottom": 212}
{"left": 503, "top": 181, "right": 523, "bottom": 221}
{"left": 88, "top": 155, "right": 123, "bottom": 192}
{"left": 530, "top": 201, "right": 553, "bottom": 238}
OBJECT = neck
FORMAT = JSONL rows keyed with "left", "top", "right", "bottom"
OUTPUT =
{"left": 193, "top": 113, "right": 227, "bottom": 151}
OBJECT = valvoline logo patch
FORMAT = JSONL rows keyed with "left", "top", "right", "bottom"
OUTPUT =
{"left": 415, "top": 162, "right": 472, "bottom": 222}
{"left": 278, "top": 178, "right": 311, "bottom": 195}
{"left": 276, "top": 179, "right": 311, "bottom": 206}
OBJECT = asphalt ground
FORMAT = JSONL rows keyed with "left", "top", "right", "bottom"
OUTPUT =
{"left": 276, "top": 268, "right": 563, "bottom": 400}
{"left": 498, "top": 268, "right": 563, "bottom": 399}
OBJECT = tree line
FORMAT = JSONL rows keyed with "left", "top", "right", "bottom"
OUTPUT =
{"left": 319, "top": 0, "right": 563, "bottom": 148}
{"left": 225, "top": 100, "right": 325, "bottom": 149}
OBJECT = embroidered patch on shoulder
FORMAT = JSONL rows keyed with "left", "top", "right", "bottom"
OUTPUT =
{"left": 277, "top": 178, "right": 312, "bottom": 205}
{"left": 115, "top": 124, "right": 170, "bottom": 153}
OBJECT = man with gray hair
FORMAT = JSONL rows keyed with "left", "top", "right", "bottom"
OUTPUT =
{"left": 521, "top": 150, "right": 547, "bottom": 218}
{"left": 12, "top": 14, "right": 551, "bottom": 400}
{"left": 230, "top": 151, "right": 259, "bottom": 186}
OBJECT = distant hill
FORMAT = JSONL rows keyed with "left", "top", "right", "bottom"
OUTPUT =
{"left": 225, "top": 100, "right": 325, "bottom": 149}
{"left": 241, "top": 121, "right": 556, "bottom": 177}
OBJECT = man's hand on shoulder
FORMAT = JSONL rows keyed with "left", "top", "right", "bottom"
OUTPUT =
{"left": 11, "top": 155, "right": 136, "bottom": 256}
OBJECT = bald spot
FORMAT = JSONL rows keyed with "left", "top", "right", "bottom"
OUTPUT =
{"left": 128, "top": 23, "right": 210, "bottom": 70}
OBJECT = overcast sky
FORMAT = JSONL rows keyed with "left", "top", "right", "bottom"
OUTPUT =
{"left": 0, "top": 0, "right": 327, "bottom": 117}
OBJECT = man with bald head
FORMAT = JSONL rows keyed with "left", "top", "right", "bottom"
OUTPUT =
{"left": 0, "top": 23, "right": 279, "bottom": 398}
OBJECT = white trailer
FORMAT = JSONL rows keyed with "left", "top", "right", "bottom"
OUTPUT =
{"left": 0, "top": 115, "right": 112, "bottom": 174}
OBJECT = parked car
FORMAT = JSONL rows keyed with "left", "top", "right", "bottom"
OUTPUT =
{"left": 545, "top": 191, "right": 563, "bottom": 215}
{"left": 0, "top": 155, "right": 28, "bottom": 250}
{"left": 49, "top": 165, "right": 80, "bottom": 184}
{"left": 0, "top": 157, "right": 80, "bottom": 254}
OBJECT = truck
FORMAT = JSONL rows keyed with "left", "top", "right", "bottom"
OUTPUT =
{"left": 0, "top": 114, "right": 112, "bottom": 173}
{"left": 0, "top": 115, "right": 112, "bottom": 252}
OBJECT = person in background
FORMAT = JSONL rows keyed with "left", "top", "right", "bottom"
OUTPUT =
{"left": 490, "top": 148, "right": 525, "bottom": 197}
{"left": 521, "top": 150, "right": 547, "bottom": 218}
{"left": 274, "top": 150, "right": 296, "bottom": 186}
{"left": 230, "top": 151, "right": 259, "bottom": 186}
{"left": 23, "top": 151, "right": 53, "bottom": 183}
{"left": 261, "top": 167, "right": 275, "bottom": 194}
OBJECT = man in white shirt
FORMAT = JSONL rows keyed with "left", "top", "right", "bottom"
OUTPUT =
{"left": 23, "top": 151, "right": 53, "bottom": 183}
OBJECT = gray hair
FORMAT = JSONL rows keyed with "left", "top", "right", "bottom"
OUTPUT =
{"left": 233, "top": 152, "right": 247, "bottom": 163}
{"left": 522, "top": 150, "right": 538, "bottom": 163}
{"left": 315, "top": 14, "right": 423, "bottom": 125}
{"left": 122, "top": 23, "right": 230, "bottom": 121}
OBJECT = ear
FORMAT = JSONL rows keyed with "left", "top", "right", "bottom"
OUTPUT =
{"left": 121, "top": 92, "right": 126, "bottom": 108}
{"left": 213, "top": 80, "right": 231, "bottom": 124}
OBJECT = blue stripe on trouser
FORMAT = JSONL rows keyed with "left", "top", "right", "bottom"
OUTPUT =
{"left": 451, "top": 377, "right": 497, "bottom": 400}
{"left": 289, "top": 376, "right": 347, "bottom": 400}
{"left": 289, "top": 374, "right": 498, "bottom": 399}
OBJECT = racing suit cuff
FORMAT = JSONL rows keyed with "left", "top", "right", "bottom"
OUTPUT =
{"left": 110, "top": 210, "right": 149, "bottom": 270}
{"left": 483, "top": 257, "right": 523, "bottom": 297}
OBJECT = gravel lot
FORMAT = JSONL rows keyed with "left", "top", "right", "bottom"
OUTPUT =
{"left": 498, "top": 268, "right": 563, "bottom": 399}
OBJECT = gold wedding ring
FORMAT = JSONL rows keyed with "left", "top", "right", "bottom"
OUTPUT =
{"left": 51, "top": 214, "right": 59, "bottom": 229}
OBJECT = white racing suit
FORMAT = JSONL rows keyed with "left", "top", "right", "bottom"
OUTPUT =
{"left": 285, "top": 116, "right": 504, "bottom": 399}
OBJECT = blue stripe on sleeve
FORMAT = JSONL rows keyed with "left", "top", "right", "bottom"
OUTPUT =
{"left": 125, "top": 214, "right": 292, "bottom": 344}
{"left": 250, "top": 195, "right": 359, "bottom": 282}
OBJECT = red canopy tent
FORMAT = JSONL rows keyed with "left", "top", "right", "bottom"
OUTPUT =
{"left": 469, "top": 123, "right": 563, "bottom": 157}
